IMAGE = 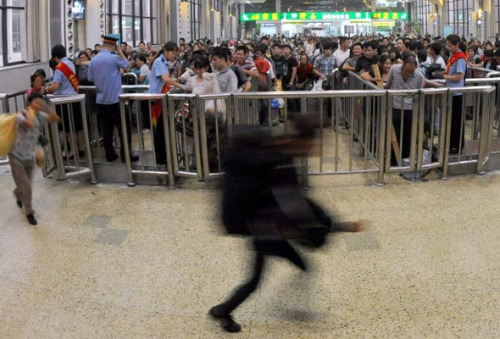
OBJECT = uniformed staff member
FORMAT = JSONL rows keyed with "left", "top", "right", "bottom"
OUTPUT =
{"left": 46, "top": 44, "right": 85, "bottom": 159}
{"left": 88, "top": 35, "right": 138, "bottom": 162}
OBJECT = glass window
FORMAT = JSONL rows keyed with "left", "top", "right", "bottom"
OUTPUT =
{"left": 1, "top": 0, "right": 26, "bottom": 66}
{"left": 187, "top": 0, "right": 201, "bottom": 41}
{"left": 446, "top": 0, "right": 473, "bottom": 37}
{"left": 415, "top": 0, "right": 432, "bottom": 36}
{"left": 111, "top": 0, "right": 119, "bottom": 13}
{"left": 108, "top": 0, "right": 157, "bottom": 46}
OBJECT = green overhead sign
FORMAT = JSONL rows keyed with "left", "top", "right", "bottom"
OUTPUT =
{"left": 240, "top": 12, "right": 408, "bottom": 22}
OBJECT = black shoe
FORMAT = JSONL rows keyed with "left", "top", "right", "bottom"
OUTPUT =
{"left": 26, "top": 214, "right": 37, "bottom": 225}
{"left": 106, "top": 153, "right": 119, "bottom": 162}
{"left": 209, "top": 306, "right": 241, "bottom": 333}
{"left": 16, "top": 199, "right": 22, "bottom": 208}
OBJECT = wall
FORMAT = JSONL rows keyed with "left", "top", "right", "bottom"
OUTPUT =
{"left": 0, "top": 63, "right": 50, "bottom": 95}
{"left": 85, "top": 0, "right": 104, "bottom": 49}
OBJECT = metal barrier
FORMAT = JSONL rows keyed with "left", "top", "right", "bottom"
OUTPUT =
{"left": 0, "top": 90, "right": 27, "bottom": 166}
{"left": 467, "top": 67, "right": 500, "bottom": 79}
{"left": 80, "top": 84, "right": 150, "bottom": 157}
{"left": 0, "top": 90, "right": 27, "bottom": 113}
{"left": 47, "top": 94, "right": 96, "bottom": 183}
{"left": 168, "top": 92, "right": 232, "bottom": 180}
{"left": 118, "top": 92, "right": 174, "bottom": 187}
{"left": 384, "top": 88, "right": 448, "bottom": 181}
{"left": 232, "top": 89, "right": 387, "bottom": 185}
{"left": 3, "top": 79, "right": 499, "bottom": 187}
{"left": 465, "top": 77, "right": 500, "bottom": 155}
{"left": 442, "top": 86, "right": 497, "bottom": 177}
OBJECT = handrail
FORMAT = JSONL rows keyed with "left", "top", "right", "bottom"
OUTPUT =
{"left": 449, "top": 86, "right": 495, "bottom": 94}
{"left": 466, "top": 77, "right": 500, "bottom": 84}
{"left": 47, "top": 94, "right": 86, "bottom": 105}
{"left": 232, "top": 89, "right": 386, "bottom": 99}
{"left": 468, "top": 67, "right": 496, "bottom": 73}
{"left": 348, "top": 70, "right": 381, "bottom": 90}
{"left": 0, "top": 89, "right": 26, "bottom": 100}
{"left": 118, "top": 93, "right": 167, "bottom": 101}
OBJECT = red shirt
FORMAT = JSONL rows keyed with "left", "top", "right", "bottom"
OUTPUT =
{"left": 297, "top": 62, "right": 313, "bottom": 83}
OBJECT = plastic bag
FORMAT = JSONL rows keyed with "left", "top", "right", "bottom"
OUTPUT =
{"left": 0, "top": 113, "right": 17, "bottom": 157}
{"left": 35, "top": 147, "right": 45, "bottom": 168}
{"left": 311, "top": 79, "right": 324, "bottom": 92}
{"left": 271, "top": 98, "right": 283, "bottom": 109}
{"left": 402, "top": 149, "right": 431, "bottom": 181}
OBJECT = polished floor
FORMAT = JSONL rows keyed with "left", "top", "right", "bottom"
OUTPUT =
{"left": 1, "top": 165, "right": 500, "bottom": 338}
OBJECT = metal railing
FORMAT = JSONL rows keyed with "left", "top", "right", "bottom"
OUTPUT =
{"left": 0, "top": 89, "right": 27, "bottom": 113}
{"left": 0, "top": 90, "right": 27, "bottom": 166}
{"left": 47, "top": 94, "right": 96, "bottom": 183}
{"left": 465, "top": 76, "right": 500, "bottom": 154}
{"left": 118, "top": 92, "right": 174, "bottom": 187}
{"left": 3, "top": 79, "right": 499, "bottom": 187}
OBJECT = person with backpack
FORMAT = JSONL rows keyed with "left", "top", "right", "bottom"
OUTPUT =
{"left": 208, "top": 116, "right": 365, "bottom": 333}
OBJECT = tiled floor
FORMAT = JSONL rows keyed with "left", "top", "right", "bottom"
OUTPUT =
{"left": 1, "top": 165, "right": 500, "bottom": 338}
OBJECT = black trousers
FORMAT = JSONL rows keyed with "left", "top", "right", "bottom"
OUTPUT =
{"left": 450, "top": 95, "right": 464, "bottom": 151}
{"left": 215, "top": 240, "right": 306, "bottom": 316}
{"left": 96, "top": 103, "right": 132, "bottom": 160}
{"left": 56, "top": 102, "right": 83, "bottom": 132}
{"left": 154, "top": 114, "right": 167, "bottom": 164}
{"left": 392, "top": 108, "right": 413, "bottom": 162}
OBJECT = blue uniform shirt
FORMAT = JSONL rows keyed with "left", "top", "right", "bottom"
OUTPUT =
{"left": 53, "top": 57, "right": 77, "bottom": 95}
{"left": 446, "top": 52, "right": 467, "bottom": 96}
{"left": 149, "top": 54, "right": 169, "bottom": 94}
{"left": 88, "top": 49, "right": 128, "bottom": 104}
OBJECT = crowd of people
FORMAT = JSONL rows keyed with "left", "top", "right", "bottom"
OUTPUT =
{"left": 12, "top": 31, "right": 495, "bottom": 226}
{"left": 6, "top": 31, "right": 497, "bottom": 335}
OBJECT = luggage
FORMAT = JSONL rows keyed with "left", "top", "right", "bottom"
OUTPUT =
{"left": 0, "top": 113, "right": 17, "bottom": 157}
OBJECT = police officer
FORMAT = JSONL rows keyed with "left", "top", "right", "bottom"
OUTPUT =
{"left": 88, "top": 35, "right": 138, "bottom": 162}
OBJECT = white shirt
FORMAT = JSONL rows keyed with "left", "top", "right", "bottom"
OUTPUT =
{"left": 430, "top": 55, "right": 446, "bottom": 70}
{"left": 305, "top": 42, "right": 314, "bottom": 58}
{"left": 333, "top": 48, "right": 350, "bottom": 66}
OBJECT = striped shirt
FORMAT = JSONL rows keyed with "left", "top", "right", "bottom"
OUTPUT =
{"left": 386, "top": 64, "right": 424, "bottom": 110}
{"left": 313, "top": 54, "right": 336, "bottom": 76}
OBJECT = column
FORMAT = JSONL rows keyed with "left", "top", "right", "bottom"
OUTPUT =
{"left": 276, "top": 0, "right": 281, "bottom": 35}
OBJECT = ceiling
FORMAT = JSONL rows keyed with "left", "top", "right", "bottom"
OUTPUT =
{"left": 244, "top": 0, "right": 374, "bottom": 13}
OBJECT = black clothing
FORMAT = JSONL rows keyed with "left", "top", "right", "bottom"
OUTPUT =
{"left": 56, "top": 102, "right": 83, "bottom": 132}
{"left": 96, "top": 102, "right": 133, "bottom": 161}
{"left": 355, "top": 55, "right": 379, "bottom": 74}
{"left": 77, "top": 65, "right": 94, "bottom": 85}
{"left": 392, "top": 107, "right": 413, "bottom": 163}
{"left": 450, "top": 95, "right": 464, "bottom": 152}
{"left": 271, "top": 55, "right": 285, "bottom": 80}
{"left": 282, "top": 56, "right": 298, "bottom": 88}
{"left": 215, "top": 127, "right": 341, "bottom": 318}
{"left": 230, "top": 64, "right": 249, "bottom": 89}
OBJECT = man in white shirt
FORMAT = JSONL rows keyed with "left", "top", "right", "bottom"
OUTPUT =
{"left": 305, "top": 37, "right": 315, "bottom": 58}
{"left": 426, "top": 42, "right": 446, "bottom": 70}
{"left": 333, "top": 37, "right": 351, "bottom": 66}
